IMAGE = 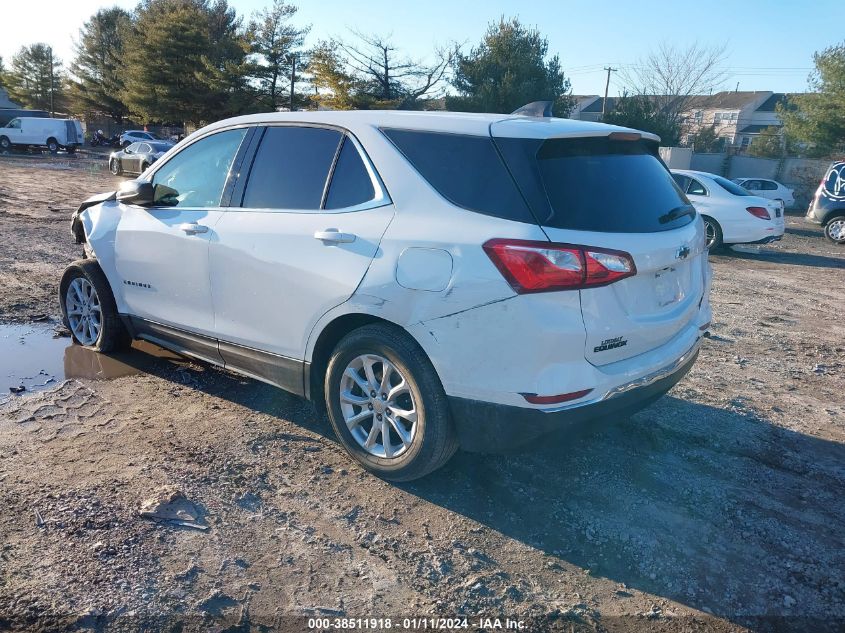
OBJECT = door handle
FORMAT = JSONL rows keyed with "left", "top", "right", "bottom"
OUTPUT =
{"left": 179, "top": 222, "right": 208, "bottom": 235}
{"left": 314, "top": 229, "right": 356, "bottom": 244}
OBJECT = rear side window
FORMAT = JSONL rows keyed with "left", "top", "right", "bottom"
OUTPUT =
{"left": 498, "top": 137, "right": 693, "bottom": 233}
{"left": 713, "top": 175, "right": 751, "bottom": 196}
{"left": 243, "top": 126, "right": 342, "bottom": 209}
{"left": 381, "top": 128, "right": 535, "bottom": 224}
{"left": 325, "top": 138, "right": 376, "bottom": 209}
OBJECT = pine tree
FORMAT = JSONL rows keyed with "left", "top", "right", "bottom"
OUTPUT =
{"left": 68, "top": 7, "right": 133, "bottom": 121}
{"left": 5, "top": 44, "right": 63, "bottom": 113}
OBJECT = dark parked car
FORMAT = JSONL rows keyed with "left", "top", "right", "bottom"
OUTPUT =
{"left": 109, "top": 141, "right": 173, "bottom": 176}
{"left": 806, "top": 161, "right": 845, "bottom": 244}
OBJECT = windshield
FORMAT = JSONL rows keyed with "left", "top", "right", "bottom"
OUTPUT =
{"left": 149, "top": 142, "right": 171, "bottom": 152}
{"left": 496, "top": 136, "right": 694, "bottom": 233}
{"left": 713, "top": 176, "right": 752, "bottom": 196}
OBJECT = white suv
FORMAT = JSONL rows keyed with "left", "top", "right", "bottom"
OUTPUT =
{"left": 63, "top": 108, "right": 712, "bottom": 481}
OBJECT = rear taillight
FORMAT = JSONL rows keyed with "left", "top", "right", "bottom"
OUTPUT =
{"left": 746, "top": 206, "right": 771, "bottom": 220}
{"left": 482, "top": 239, "right": 636, "bottom": 294}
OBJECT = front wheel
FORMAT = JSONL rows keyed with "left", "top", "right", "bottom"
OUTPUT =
{"left": 0, "top": 136, "right": 10, "bottom": 151}
{"left": 825, "top": 216, "right": 845, "bottom": 244}
{"left": 47, "top": 138, "right": 59, "bottom": 154}
{"left": 59, "top": 260, "right": 130, "bottom": 352}
{"left": 702, "top": 215, "right": 723, "bottom": 251}
{"left": 324, "top": 324, "right": 458, "bottom": 481}
{"left": 109, "top": 159, "right": 122, "bottom": 175}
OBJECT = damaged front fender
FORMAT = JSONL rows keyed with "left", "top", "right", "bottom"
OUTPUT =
{"left": 71, "top": 190, "right": 116, "bottom": 243}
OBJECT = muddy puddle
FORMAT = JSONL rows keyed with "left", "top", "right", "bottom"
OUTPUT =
{"left": 1, "top": 322, "right": 186, "bottom": 402}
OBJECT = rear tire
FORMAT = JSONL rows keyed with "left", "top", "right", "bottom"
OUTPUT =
{"left": 324, "top": 323, "right": 458, "bottom": 481}
{"left": 59, "top": 259, "right": 130, "bottom": 352}
{"left": 0, "top": 136, "right": 10, "bottom": 151}
{"left": 702, "top": 215, "right": 723, "bottom": 251}
{"left": 825, "top": 216, "right": 845, "bottom": 244}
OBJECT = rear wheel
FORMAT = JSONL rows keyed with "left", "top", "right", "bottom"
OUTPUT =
{"left": 702, "top": 215, "right": 723, "bottom": 251}
{"left": 47, "top": 138, "right": 59, "bottom": 154}
{"left": 324, "top": 323, "right": 458, "bottom": 481}
{"left": 59, "top": 260, "right": 130, "bottom": 352}
{"left": 825, "top": 216, "right": 845, "bottom": 244}
{"left": 0, "top": 136, "right": 10, "bottom": 151}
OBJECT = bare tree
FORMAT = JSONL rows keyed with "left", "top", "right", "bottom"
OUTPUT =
{"left": 339, "top": 30, "right": 452, "bottom": 106}
{"left": 620, "top": 41, "right": 729, "bottom": 132}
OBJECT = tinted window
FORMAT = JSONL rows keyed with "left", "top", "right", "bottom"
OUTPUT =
{"left": 138, "top": 143, "right": 151, "bottom": 154}
{"left": 243, "top": 126, "right": 342, "bottom": 210}
{"left": 151, "top": 128, "right": 246, "bottom": 208}
{"left": 126, "top": 143, "right": 140, "bottom": 153}
{"left": 504, "top": 137, "right": 692, "bottom": 233}
{"left": 672, "top": 174, "right": 690, "bottom": 191}
{"left": 382, "top": 128, "right": 535, "bottom": 224}
{"left": 713, "top": 175, "right": 751, "bottom": 196}
{"left": 325, "top": 138, "right": 376, "bottom": 209}
{"left": 7, "top": 119, "right": 20, "bottom": 129}
{"left": 687, "top": 178, "right": 707, "bottom": 196}
{"left": 761, "top": 180, "right": 778, "bottom": 190}
{"left": 744, "top": 179, "right": 762, "bottom": 190}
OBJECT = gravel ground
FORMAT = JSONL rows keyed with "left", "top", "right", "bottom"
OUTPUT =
{"left": 0, "top": 156, "right": 844, "bottom": 632}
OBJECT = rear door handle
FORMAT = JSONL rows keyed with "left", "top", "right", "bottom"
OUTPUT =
{"left": 314, "top": 229, "right": 356, "bottom": 244}
{"left": 179, "top": 222, "right": 208, "bottom": 235}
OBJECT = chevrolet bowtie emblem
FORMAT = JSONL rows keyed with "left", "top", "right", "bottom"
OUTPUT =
{"left": 676, "top": 245, "right": 691, "bottom": 260}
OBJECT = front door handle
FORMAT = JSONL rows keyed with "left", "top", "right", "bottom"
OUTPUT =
{"left": 179, "top": 222, "right": 208, "bottom": 235}
{"left": 314, "top": 229, "right": 356, "bottom": 244}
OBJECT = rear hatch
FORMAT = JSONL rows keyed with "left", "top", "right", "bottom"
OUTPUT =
{"left": 492, "top": 123, "right": 707, "bottom": 366}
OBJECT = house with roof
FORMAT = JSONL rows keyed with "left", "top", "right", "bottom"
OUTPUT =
{"left": 569, "top": 91, "right": 792, "bottom": 151}
{"left": 0, "top": 87, "right": 20, "bottom": 109}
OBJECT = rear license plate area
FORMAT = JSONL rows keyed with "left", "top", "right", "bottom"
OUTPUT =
{"left": 654, "top": 266, "right": 684, "bottom": 307}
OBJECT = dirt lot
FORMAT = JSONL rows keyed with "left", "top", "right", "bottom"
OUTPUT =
{"left": 1, "top": 156, "right": 844, "bottom": 632}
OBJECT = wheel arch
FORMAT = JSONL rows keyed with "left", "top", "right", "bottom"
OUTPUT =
{"left": 821, "top": 209, "right": 845, "bottom": 226}
{"left": 306, "top": 312, "right": 415, "bottom": 406}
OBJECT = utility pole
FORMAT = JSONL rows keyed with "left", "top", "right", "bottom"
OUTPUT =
{"left": 48, "top": 46, "right": 54, "bottom": 116}
{"left": 602, "top": 66, "right": 617, "bottom": 120}
{"left": 288, "top": 53, "right": 296, "bottom": 112}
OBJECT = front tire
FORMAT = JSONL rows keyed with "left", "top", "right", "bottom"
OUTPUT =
{"left": 824, "top": 216, "right": 845, "bottom": 244}
{"left": 59, "top": 260, "right": 130, "bottom": 352}
{"left": 702, "top": 215, "right": 723, "bottom": 251}
{"left": 324, "top": 324, "right": 458, "bottom": 481}
{"left": 0, "top": 136, "right": 10, "bottom": 151}
{"left": 47, "top": 138, "right": 59, "bottom": 154}
{"left": 109, "top": 159, "right": 122, "bottom": 175}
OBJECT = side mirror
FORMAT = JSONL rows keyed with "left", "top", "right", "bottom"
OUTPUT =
{"left": 116, "top": 180, "right": 155, "bottom": 206}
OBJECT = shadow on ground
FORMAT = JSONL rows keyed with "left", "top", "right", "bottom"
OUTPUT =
{"left": 78, "top": 343, "right": 845, "bottom": 630}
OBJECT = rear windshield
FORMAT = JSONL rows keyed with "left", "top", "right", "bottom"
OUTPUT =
{"left": 713, "top": 175, "right": 751, "bottom": 196}
{"left": 496, "top": 137, "right": 694, "bottom": 233}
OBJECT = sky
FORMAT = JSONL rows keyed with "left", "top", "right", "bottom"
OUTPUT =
{"left": 1, "top": 0, "right": 842, "bottom": 97}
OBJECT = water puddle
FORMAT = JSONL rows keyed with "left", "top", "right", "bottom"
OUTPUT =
{"left": 1, "top": 322, "right": 187, "bottom": 402}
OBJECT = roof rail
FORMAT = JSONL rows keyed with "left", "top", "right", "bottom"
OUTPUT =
{"left": 511, "top": 101, "right": 554, "bottom": 117}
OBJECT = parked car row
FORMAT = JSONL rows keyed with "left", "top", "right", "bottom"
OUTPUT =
{"left": 109, "top": 141, "right": 174, "bottom": 176}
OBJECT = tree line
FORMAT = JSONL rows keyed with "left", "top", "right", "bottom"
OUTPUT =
{"left": 0, "top": 0, "right": 842, "bottom": 158}
{"left": 0, "top": 0, "right": 572, "bottom": 125}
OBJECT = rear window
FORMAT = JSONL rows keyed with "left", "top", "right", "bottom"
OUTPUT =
{"left": 503, "top": 137, "right": 694, "bottom": 233}
{"left": 381, "top": 128, "right": 535, "bottom": 224}
{"left": 713, "top": 175, "right": 752, "bottom": 196}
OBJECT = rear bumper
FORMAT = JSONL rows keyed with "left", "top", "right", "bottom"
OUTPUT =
{"left": 449, "top": 341, "right": 700, "bottom": 453}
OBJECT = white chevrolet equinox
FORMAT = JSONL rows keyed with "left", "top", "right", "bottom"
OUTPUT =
{"left": 63, "top": 106, "right": 712, "bottom": 481}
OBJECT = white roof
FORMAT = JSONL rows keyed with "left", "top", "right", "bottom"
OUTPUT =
{"left": 199, "top": 109, "right": 660, "bottom": 142}
{"left": 671, "top": 169, "right": 722, "bottom": 179}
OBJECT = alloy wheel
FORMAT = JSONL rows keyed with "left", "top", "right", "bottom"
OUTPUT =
{"left": 828, "top": 219, "right": 845, "bottom": 242}
{"left": 704, "top": 219, "right": 717, "bottom": 248}
{"left": 338, "top": 354, "right": 418, "bottom": 459}
{"left": 65, "top": 277, "right": 102, "bottom": 346}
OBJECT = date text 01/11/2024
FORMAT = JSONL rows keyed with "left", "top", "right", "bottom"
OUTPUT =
{"left": 306, "top": 617, "right": 526, "bottom": 630}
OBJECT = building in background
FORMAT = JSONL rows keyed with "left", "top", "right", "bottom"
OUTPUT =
{"left": 570, "top": 91, "right": 792, "bottom": 151}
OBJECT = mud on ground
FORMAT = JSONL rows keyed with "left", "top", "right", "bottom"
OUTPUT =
{"left": 1, "top": 157, "right": 844, "bottom": 632}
